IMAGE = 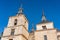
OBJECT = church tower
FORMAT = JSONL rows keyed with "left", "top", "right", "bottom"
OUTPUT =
{"left": 1, "top": 5, "right": 29, "bottom": 40}
{"left": 35, "top": 10, "right": 57, "bottom": 40}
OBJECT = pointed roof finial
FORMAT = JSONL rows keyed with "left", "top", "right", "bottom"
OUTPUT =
{"left": 42, "top": 9, "right": 44, "bottom": 16}
{"left": 31, "top": 24, "right": 35, "bottom": 32}
{"left": 42, "top": 9, "right": 47, "bottom": 21}
{"left": 18, "top": 3, "right": 23, "bottom": 14}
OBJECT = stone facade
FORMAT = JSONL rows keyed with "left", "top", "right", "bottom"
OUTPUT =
{"left": 1, "top": 6, "right": 29, "bottom": 40}
{"left": 0, "top": 5, "right": 60, "bottom": 40}
{"left": 1, "top": 14, "right": 29, "bottom": 40}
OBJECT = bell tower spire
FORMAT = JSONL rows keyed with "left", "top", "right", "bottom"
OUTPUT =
{"left": 18, "top": 4, "right": 23, "bottom": 15}
{"left": 41, "top": 9, "right": 47, "bottom": 22}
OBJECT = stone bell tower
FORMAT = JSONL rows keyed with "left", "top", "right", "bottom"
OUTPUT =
{"left": 35, "top": 10, "right": 57, "bottom": 40}
{"left": 1, "top": 4, "right": 29, "bottom": 40}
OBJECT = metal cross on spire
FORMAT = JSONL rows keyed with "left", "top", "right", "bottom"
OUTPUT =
{"left": 18, "top": 3, "right": 23, "bottom": 14}
{"left": 41, "top": 9, "right": 47, "bottom": 22}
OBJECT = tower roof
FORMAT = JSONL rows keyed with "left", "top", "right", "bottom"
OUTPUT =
{"left": 38, "top": 9, "right": 51, "bottom": 24}
{"left": 41, "top": 10, "right": 47, "bottom": 22}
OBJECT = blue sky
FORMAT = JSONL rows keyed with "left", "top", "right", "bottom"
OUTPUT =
{"left": 0, "top": 0, "right": 60, "bottom": 33}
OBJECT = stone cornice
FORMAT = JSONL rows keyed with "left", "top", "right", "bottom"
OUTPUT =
{"left": 36, "top": 28, "right": 56, "bottom": 32}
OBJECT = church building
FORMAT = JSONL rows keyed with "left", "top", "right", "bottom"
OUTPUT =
{"left": 0, "top": 5, "right": 60, "bottom": 40}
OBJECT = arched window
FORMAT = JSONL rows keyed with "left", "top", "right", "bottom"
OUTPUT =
{"left": 14, "top": 19, "right": 17, "bottom": 25}
{"left": 9, "top": 39, "right": 13, "bottom": 40}
{"left": 42, "top": 25, "right": 47, "bottom": 30}
{"left": 57, "top": 35, "right": 60, "bottom": 40}
{"left": 11, "top": 29, "right": 15, "bottom": 35}
{"left": 44, "top": 35, "right": 47, "bottom": 40}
